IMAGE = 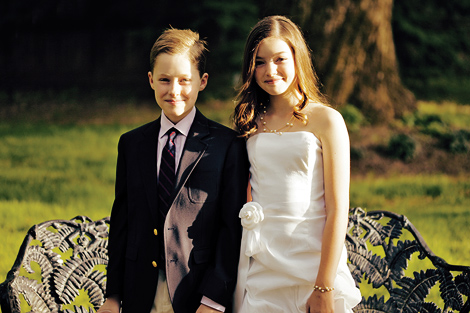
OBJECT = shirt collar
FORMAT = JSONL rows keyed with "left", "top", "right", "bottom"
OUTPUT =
{"left": 160, "top": 107, "right": 196, "bottom": 138}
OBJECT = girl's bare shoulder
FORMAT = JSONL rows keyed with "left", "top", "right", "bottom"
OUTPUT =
{"left": 303, "top": 102, "right": 346, "bottom": 137}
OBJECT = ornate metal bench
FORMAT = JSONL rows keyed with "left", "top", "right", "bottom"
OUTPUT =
{"left": 0, "top": 216, "right": 109, "bottom": 313}
{"left": 347, "top": 208, "right": 470, "bottom": 313}
{"left": 1, "top": 210, "right": 469, "bottom": 312}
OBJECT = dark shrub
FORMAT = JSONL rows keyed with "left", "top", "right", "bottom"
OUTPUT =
{"left": 350, "top": 146, "right": 365, "bottom": 161}
{"left": 425, "top": 185, "right": 442, "bottom": 198}
{"left": 439, "top": 129, "right": 470, "bottom": 153}
{"left": 414, "top": 113, "right": 443, "bottom": 128}
{"left": 387, "top": 133, "right": 416, "bottom": 162}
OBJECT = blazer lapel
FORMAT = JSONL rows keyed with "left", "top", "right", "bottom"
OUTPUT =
{"left": 138, "top": 119, "right": 161, "bottom": 224}
{"left": 173, "top": 109, "right": 210, "bottom": 197}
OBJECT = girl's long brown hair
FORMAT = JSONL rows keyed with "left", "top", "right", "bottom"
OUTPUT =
{"left": 233, "top": 15, "right": 326, "bottom": 138}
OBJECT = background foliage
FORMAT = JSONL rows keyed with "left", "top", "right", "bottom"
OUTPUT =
{"left": 1, "top": 0, "right": 470, "bottom": 104}
{"left": 392, "top": 0, "right": 470, "bottom": 102}
{"left": 0, "top": 0, "right": 258, "bottom": 100}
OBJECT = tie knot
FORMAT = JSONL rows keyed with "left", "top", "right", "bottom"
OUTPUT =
{"left": 168, "top": 128, "right": 179, "bottom": 140}
{"left": 165, "top": 128, "right": 179, "bottom": 156}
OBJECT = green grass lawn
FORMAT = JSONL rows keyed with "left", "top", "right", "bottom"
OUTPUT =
{"left": 0, "top": 100, "right": 469, "bottom": 310}
{"left": 0, "top": 123, "right": 127, "bottom": 281}
{"left": 350, "top": 174, "right": 470, "bottom": 266}
{"left": 417, "top": 100, "right": 470, "bottom": 129}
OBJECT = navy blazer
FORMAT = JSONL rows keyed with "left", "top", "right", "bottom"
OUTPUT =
{"left": 105, "top": 109, "right": 249, "bottom": 313}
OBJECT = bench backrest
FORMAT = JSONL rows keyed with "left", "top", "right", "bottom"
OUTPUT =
{"left": 0, "top": 216, "right": 109, "bottom": 313}
{"left": 347, "top": 207, "right": 470, "bottom": 313}
{"left": 1, "top": 210, "right": 469, "bottom": 312}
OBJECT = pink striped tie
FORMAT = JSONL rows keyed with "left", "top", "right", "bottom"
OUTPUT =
{"left": 158, "top": 128, "right": 178, "bottom": 213}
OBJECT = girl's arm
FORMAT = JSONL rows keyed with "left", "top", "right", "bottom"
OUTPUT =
{"left": 307, "top": 107, "right": 350, "bottom": 313}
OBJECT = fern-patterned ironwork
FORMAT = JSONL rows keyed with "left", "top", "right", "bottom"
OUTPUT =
{"left": 347, "top": 208, "right": 470, "bottom": 313}
{"left": 0, "top": 216, "right": 109, "bottom": 313}
{"left": 2, "top": 211, "right": 470, "bottom": 312}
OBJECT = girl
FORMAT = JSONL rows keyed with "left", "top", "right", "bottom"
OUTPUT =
{"left": 233, "top": 16, "right": 361, "bottom": 313}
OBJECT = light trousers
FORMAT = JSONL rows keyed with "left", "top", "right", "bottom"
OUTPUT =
{"left": 150, "top": 269, "right": 174, "bottom": 313}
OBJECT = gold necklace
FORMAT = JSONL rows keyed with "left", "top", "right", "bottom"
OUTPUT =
{"left": 259, "top": 104, "right": 294, "bottom": 135}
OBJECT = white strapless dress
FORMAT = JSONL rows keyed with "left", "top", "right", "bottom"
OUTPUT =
{"left": 234, "top": 132, "right": 361, "bottom": 313}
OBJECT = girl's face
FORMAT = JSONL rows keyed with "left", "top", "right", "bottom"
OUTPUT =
{"left": 254, "top": 37, "right": 296, "bottom": 98}
{"left": 148, "top": 52, "right": 208, "bottom": 123}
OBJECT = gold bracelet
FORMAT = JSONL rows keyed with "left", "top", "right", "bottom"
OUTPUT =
{"left": 313, "top": 285, "right": 335, "bottom": 293}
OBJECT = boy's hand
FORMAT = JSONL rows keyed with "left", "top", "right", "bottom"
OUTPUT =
{"left": 97, "top": 295, "right": 121, "bottom": 313}
{"left": 196, "top": 303, "right": 222, "bottom": 313}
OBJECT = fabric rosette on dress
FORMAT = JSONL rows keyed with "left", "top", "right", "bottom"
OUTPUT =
{"left": 239, "top": 202, "right": 264, "bottom": 256}
{"left": 234, "top": 202, "right": 265, "bottom": 312}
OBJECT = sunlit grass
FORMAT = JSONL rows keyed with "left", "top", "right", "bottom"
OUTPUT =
{"left": 0, "top": 123, "right": 132, "bottom": 281}
{"left": 418, "top": 100, "right": 470, "bottom": 129}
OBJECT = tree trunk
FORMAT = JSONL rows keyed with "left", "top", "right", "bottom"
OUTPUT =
{"left": 261, "top": 0, "right": 417, "bottom": 123}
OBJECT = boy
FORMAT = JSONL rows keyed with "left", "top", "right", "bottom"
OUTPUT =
{"left": 98, "top": 28, "right": 248, "bottom": 313}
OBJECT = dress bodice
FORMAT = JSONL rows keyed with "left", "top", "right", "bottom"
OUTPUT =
{"left": 244, "top": 132, "right": 326, "bottom": 269}
{"left": 247, "top": 131, "right": 325, "bottom": 214}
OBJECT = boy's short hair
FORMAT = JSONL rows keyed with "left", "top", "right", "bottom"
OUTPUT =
{"left": 149, "top": 28, "right": 208, "bottom": 76}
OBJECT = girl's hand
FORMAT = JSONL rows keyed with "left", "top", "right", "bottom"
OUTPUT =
{"left": 306, "top": 290, "right": 334, "bottom": 313}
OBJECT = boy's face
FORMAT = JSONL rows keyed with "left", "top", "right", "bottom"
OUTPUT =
{"left": 148, "top": 52, "right": 208, "bottom": 124}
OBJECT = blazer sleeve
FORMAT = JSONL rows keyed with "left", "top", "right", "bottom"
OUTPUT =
{"left": 105, "top": 135, "right": 128, "bottom": 299}
{"left": 198, "top": 135, "right": 249, "bottom": 306}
